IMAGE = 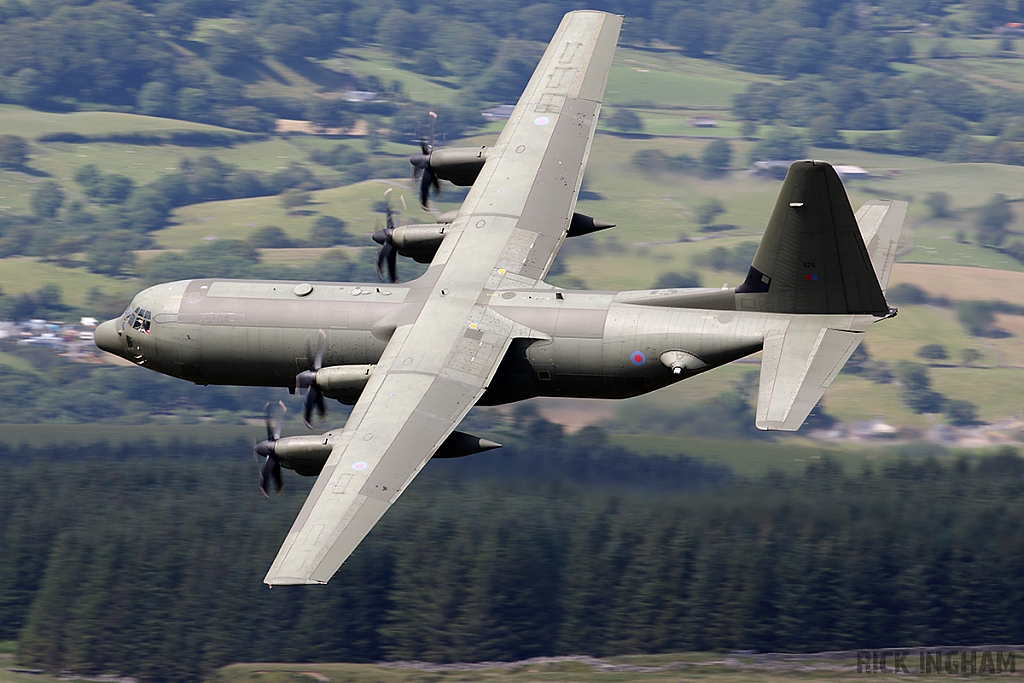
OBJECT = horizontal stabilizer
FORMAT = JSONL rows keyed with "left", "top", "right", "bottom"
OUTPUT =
{"left": 854, "top": 200, "right": 907, "bottom": 293}
{"left": 757, "top": 322, "right": 864, "bottom": 431}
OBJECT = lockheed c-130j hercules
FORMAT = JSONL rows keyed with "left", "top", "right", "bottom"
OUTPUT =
{"left": 94, "top": 10, "right": 906, "bottom": 586}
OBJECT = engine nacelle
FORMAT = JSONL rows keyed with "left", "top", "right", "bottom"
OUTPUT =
{"left": 392, "top": 213, "right": 613, "bottom": 266}
{"left": 275, "top": 430, "right": 501, "bottom": 477}
{"left": 428, "top": 146, "right": 488, "bottom": 186}
{"left": 391, "top": 224, "right": 449, "bottom": 263}
{"left": 271, "top": 435, "right": 334, "bottom": 476}
{"left": 317, "top": 364, "right": 374, "bottom": 403}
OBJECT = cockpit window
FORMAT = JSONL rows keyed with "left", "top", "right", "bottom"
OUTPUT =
{"left": 129, "top": 307, "right": 153, "bottom": 334}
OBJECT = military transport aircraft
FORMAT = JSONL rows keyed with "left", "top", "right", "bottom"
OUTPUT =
{"left": 93, "top": 10, "right": 906, "bottom": 586}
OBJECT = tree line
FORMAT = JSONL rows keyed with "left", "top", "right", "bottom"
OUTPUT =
{"left": 0, "top": 0, "right": 1019, "bottom": 133}
{"left": 730, "top": 63, "right": 1024, "bottom": 182}
{"left": 4, "top": 430, "right": 1024, "bottom": 682}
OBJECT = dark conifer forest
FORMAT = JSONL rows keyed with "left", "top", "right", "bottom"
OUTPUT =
{"left": 4, "top": 431, "right": 1024, "bottom": 682}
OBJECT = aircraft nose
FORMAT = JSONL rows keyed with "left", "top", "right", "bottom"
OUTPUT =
{"left": 94, "top": 319, "right": 123, "bottom": 357}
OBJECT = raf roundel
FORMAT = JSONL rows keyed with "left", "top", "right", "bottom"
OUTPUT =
{"left": 630, "top": 350, "right": 646, "bottom": 366}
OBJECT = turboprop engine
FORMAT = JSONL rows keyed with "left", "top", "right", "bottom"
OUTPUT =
{"left": 252, "top": 396, "right": 501, "bottom": 495}
{"left": 375, "top": 212, "right": 615, "bottom": 267}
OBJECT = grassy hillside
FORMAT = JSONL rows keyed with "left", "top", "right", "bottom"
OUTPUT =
{"left": 0, "top": 104, "right": 238, "bottom": 138}
{"left": 3, "top": 642, "right": 1020, "bottom": 683}
{"left": 2, "top": 42, "right": 1024, "bottom": 435}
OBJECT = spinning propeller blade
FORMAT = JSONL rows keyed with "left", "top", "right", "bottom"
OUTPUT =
{"left": 410, "top": 111, "right": 440, "bottom": 209}
{"left": 254, "top": 401, "right": 286, "bottom": 497}
{"left": 372, "top": 188, "right": 400, "bottom": 282}
{"left": 294, "top": 330, "right": 328, "bottom": 428}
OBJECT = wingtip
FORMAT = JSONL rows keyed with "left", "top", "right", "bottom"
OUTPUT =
{"left": 264, "top": 575, "right": 325, "bottom": 586}
{"left": 755, "top": 420, "right": 799, "bottom": 432}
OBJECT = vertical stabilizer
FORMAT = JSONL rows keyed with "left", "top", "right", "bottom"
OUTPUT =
{"left": 736, "top": 161, "right": 889, "bottom": 315}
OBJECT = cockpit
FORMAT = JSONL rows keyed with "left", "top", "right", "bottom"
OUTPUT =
{"left": 96, "top": 281, "right": 190, "bottom": 363}
{"left": 119, "top": 304, "right": 153, "bottom": 361}
{"left": 122, "top": 305, "right": 152, "bottom": 334}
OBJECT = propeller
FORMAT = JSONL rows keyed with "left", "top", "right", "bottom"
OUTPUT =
{"left": 372, "top": 188, "right": 399, "bottom": 283}
{"left": 254, "top": 401, "right": 286, "bottom": 497}
{"left": 410, "top": 111, "right": 440, "bottom": 209}
{"left": 295, "top": 330, "right": 327, "bottom": 428}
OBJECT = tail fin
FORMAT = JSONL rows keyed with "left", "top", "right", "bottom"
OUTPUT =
{"left": 741, "top": 162, "right": 904, "bottom": 431}
{"left": 736, "top": 160, "right": 889, "bottom": 316}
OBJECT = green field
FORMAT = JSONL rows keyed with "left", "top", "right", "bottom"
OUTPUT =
{"left": 0, "top": 257, "right": 136, "bottom": 308}
{"left": 314, "top": 45, "right": 775, "bottom": 113}
{"left": 2, "top": 650, "right": 1017, "bottom": 683}
{"left": 208, "top": 656, "right": 951, "bottom": 683}
{"left": 325, "top": 48, "right": 464, "bottom": 103}
{"left": 606, "top": 49, "right": 776, "bottom": 108}
{"left": 0, "top": 104, "right": 236, "bottom": 138}
{"left": 157, "top": 178, "right": 419, "bottom": 249}
{"left": 865, "top": 305, "right": 986, "bottom": 362}
{"left": 29, "top": 137, "right": 340, "bottom": 188}
{"left": 615, "top": 109, "right": 745, "bottom": 137}
{"left": 900, "top": 235, "right": 1024, "bottom": 271}
{"left": 0, "top": 650, "right": 1004, "bottom": 683}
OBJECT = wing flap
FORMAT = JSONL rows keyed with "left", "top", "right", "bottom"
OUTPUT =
{"left": 757, "top": 322, "right": 864, "bottom": 431}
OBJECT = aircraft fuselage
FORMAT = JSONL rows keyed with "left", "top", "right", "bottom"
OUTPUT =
{"left": 95, "top": 277, "right": 775, "bottom": 406}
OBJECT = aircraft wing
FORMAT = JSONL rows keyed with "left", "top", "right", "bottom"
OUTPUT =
{"left": 264, "top": 10, "right": 622, "bottom": 585}
{"left": 264, "top": 324, "right": 498, "bottom": 584}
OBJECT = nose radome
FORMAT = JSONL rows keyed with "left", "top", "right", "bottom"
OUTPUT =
{"left": 94, "top": 319, "right": 123, "bottom": 356}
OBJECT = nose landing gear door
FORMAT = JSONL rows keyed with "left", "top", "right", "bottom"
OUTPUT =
{"left": 125, "top": 333, "right": 145, "bottom": 362}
